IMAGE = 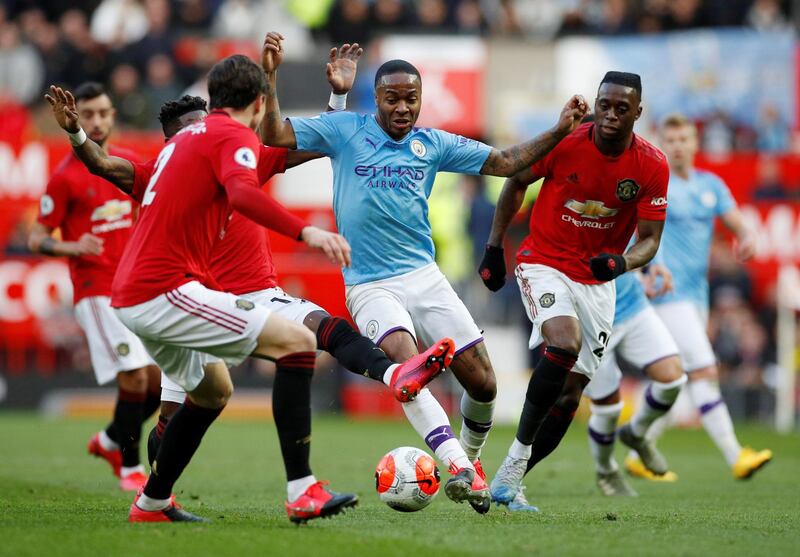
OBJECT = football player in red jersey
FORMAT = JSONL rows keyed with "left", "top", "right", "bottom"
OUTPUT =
{"left": 29, "top": 82, "right": 158, "bottom": 492}
{"left": 478, "top": 72, "right": 670, "bottom": 511}
{"left": 46, "top": 45, "right": 454, "bottom": 522}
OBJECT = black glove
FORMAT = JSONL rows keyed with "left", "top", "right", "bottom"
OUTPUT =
{"left": 478, "top": 244, "right": 506, "bottom": 291}
{"left": 589, "top": 252, "right": 626, "bottom": 281}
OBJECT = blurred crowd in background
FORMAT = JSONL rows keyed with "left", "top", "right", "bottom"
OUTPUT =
{"left": 0, "top": 0, "right": 797, "bottom": 418}
{"left": 0, "top": 1, "right": 794, "bottom": 132}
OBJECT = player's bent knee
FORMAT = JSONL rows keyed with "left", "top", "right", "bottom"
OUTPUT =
{"left": 688, "top": 365, "right": 718, "bottom": 381}
{"left": 117, "top": 367, "right": 148, "bottom": 392}
{"left": 647, "top": 355, "right": 684, "bottom": 383}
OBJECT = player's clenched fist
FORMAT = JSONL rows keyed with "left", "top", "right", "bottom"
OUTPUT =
{"left": 301, "top": 226, "right": 352, "bottom": 268}
{"left": 478, "top": 244, "right": 506, "bottom": 291}
{"left": 74, "top": 233, "right": 104, "bottom": 256}
{"left": 261, "top": 31, "right": 285, "bottom": 73}
{"left": 589, "top": 252, "right": 626, "bottom": 281}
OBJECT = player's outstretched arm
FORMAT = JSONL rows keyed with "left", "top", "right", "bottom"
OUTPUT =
{"left": 479, "top": 95, "right": 587, "bottom": 177}
{"left": 225, "top": 176, "right": 351, "bottom": 267}
{"left": 260, "top": 32, "right": 299, "bottom": 149}
{"left": 28, "top": 222, "right": 103, "bottom": 257}
{"left": 477, "top": 167, "right": 537, "bottom": 291}
{"left": 720, "top": 208, "right": 757, "bottom": 262}
{"left": 282, "top": 42, "right": 364, "bottom": 169}
{"left": 44, "top": 85, "right": 135, "bottom": 192}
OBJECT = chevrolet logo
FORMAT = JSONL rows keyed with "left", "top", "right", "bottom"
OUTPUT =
{"left": 563, "top": 199, "right": 618, "bottom": 219}
{"left": 91, "top": 199, "right": 132, "bottom": 222}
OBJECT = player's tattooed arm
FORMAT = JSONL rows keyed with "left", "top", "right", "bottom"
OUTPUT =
{"left": 486, "top": 166, "right": 537, "bottom": 247}
{"left": 480, "top": 95, "right": 588, "bottom": 177}
{"left": 45, "top": 85, "right": 135, "bottom": 192}
{"left": 623, "top": 219, "right": 665, "bottom": 271}
{"left": 260, "top": 32, "right": 299, "bottom": 149}
{"left": 28, "top": 222, "right": 103, "bottom": 257}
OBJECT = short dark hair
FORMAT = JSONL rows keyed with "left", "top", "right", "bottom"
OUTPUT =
{"left": 158, "top": 95, "right": 208, "bottom": 130}
{"left": 600, "top": 71, "right": 642, "bottom": 96}
{"left": 73, "top": 82, "right": 107, "bottom": 103}
{"left": 374, "top": 59, "right": 421, "bottom": 89}
{"left": 208, "top": 54, "right": 267, "bottom": 110}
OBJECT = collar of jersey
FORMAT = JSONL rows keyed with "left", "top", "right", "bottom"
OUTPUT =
{"left": 368, "top": 114, "right": 417, "bottom": 145}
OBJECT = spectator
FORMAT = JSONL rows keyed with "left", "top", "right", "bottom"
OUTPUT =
{"left": 122, "top": 0, "right": 174, "bottom": 70}
{"left": 755, "top": 103, "right": 790, "bottom": 153}
{"left": 455, "top": 0, "right": 488, "bottom": 35}
{"left": 661, "top": 0, "right": 707, "bottom": 31}
{"left": 175, "top": 0, "right": 214, "bottom": 30}
{"left": 326, "top": 0, "right": 372, "bottom": 46}
{"left": 746, "top": 0, "right": 790, "bottom": 32}
{"left": 90, "top": 0, "right": 148, "bottom": 49}
{"left": 0, "top": 21, "right": 44, "bottom": 104}
{"left": 701, "top": 110, "right": 735, "bottom": 157}
{"left": 108, "top": 63, "right": 149, "bottom": 128}
{"left": 751, "top": 156, "right": 791, "bottom": 201}
{"left": 371, "top": 0, "right": 415, "bottom": 36}
{"left": 143, "top": 54, "right": 182, "bottom": 126}
{"left": 413, "top": 0, "right": 454, "bottom": 32}
{"left": 58, "top": 9, "right": 109, "bottom": 86}
{"left": 591, "top": 0, "right": 636, "bottom": 35}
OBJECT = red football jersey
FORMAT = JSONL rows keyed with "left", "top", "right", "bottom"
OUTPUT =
{"left": 37, "top": 147, "right": 140, "bottom": 303}
{"left": 518, "top": 123, "right": 669, "bottom": 284}
{"left": 130, "top": 143, "right": 288, "bottom": 295}
{"left": 112, "top": 111, "right": 264, "bottom": 307}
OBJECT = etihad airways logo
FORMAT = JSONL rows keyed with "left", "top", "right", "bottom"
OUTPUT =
{"left": 562, "top": 199, "right": 617, "bottom": 229}
{"left": 355, "top": 165, "right": 424, "bottom": 190}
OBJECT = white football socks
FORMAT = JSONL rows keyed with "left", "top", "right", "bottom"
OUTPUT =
{"left": 287, "top": 475, "right": 317, "bottom": 502}
{"left": 121, "top": 464, "right": 145, "bottom": 478}
{"left": 508, "top": 437, "right": 532, "bottom": 461}
{"left": 458, "top": 393, "right": 495, "bottom": 461}
{"left": 98, "top": 430, "right": 119, "bottom": 451}
{"left": 136, "top": 493, "right": 170, "bottom": 511}
{"left": 382, "top": 364, "right": 399, "bottom": 387}
{"left": 588, "top": 402, "right": 623, "bottom": 474}
{"left": 629, "top": 375, "right": 687, "bottom": 437}
{"left": 688, "top": 378, "right": 742, "bottom": 466}
{"left": 402, "top": 388, "right": 472, "bottom": 471}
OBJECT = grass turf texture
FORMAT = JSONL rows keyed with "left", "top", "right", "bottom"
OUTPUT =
{"left": 1, "top": 413, "right": 798, "bottom": 557}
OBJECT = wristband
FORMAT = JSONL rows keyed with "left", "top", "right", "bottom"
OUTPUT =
{"left": 328, "top": 92, "right": 347, "bottom": 111}
{"left": 68, "top": 128, "right": 87, "bottom": 147}
{"left": 40, "top": 237, "right": 57, "bottom": 256}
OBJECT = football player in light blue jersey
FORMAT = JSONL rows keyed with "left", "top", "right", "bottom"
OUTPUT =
{"left": 259, "top": 32, "right": 587, "bottom": 513}
{"left": 583, "top": 265, "right": 687, "bottom": 495}
{"left": 626, "top": 113, "right": 772, "bottom": 481}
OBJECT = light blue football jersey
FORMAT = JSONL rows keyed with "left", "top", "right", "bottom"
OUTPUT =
{"left": 652, "top": 169, "right": 735, "bottom": 309}
{"left": 614, "top": 271, "right": 649, "bottom": 325}
{"left": 288, "top": 111, "right": 492, "bottom": 285}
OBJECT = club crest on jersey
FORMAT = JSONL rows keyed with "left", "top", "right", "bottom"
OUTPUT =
{"left": 410, "top": 139, "right": 427, "bottom": 158}
{"left": 539, "top": 293, "right": 555, "bottom": 308}
{"left": 366, "top": 320, "right": 379, "bottom": 339}
{"left": 616, "top": 179, "right": 640, "bottom": 202}
{"left": 116, "top": 343, "right": 130, "bottom": 356}
{"left": 564, "top": 199, "right": 618, "bottom": 219}
{"left": 234, "top": 147, "right": 257, "bottom": 169}
{"left": 235, "top": 299, "right": 255, "bottom": 311}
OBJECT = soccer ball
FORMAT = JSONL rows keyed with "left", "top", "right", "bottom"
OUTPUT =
{"left": 374, "top": 446, "right": 440, "bottom": 512}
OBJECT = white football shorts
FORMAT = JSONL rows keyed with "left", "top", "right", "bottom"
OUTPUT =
{"left": 114, "top": 281, "right": 271, "bottom": 392}
{"left": 654, "top": 300, "right": 716, "bottom": 372}
{"left": 345, "top": 262, "right": 483, "bottom": 356}
{"left": 583, "top": 304, "right": 680, "bottom": 400}
{"left": 516, "top": 263, "right": 615, "bottom": 378}
{"left": 152, "top": 285, "right": 326, "bottom": 402}
{"left": 74, "top": 295, "right": 154, "bottom": 385}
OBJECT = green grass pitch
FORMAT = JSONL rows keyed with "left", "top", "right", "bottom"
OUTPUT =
{"left": 1, "top": 413, "right": 798, "bottom": 557}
